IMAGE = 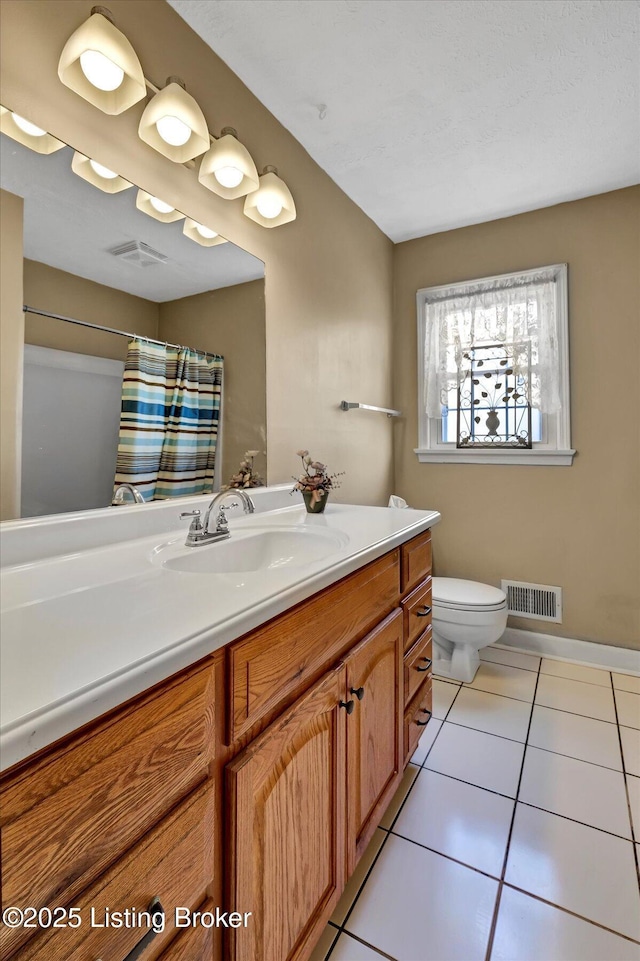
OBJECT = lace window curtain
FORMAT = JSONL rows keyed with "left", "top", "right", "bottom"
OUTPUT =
{"left": 423, "top": 269, "right": 562, "bottom": 419}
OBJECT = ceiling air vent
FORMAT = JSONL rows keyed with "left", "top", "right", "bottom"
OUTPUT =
{"left": 501, "top": 580, "right": 563, "bottom": 623}
{"left": 109, "top": 240, "right": 168, "bottom": 268}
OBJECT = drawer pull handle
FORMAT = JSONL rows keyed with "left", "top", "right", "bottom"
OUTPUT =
{"left": 416, "top": 709, "right": 432, "bottom": 727}
{"left": 416, "top": 606, "right": 432, "bottom": 617}
{"left": 350, "top": 686, "right": 365, "bottom": 700}
{"left": 339, "top": 699, "right": 355, "bottom": 715}
{"left": 106, "top": 897, "right": 164, "bottom": 961}
{"left": 416, "top": 658, "right": 432, "bottom": 673}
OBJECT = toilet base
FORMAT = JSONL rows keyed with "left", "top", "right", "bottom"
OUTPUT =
{"left": 432, "top": 635, "right": 481, "bottom": 683}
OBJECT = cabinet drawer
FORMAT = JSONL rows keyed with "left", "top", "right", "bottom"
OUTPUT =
{"left": 228, "top": 550, "right": 400, "bottom": 742}
{"left": 402, "top": 578, "right": 432, "bottom": 653}
{"left": 156, "top": 903, "right": 216, "bottom": 960}
{"left": 404, "top": 627, "right": 432, "bottom": 706}
{"left": 1, "top": 660, "right": 216, "bottom": 959}
{"left": 404, "top": 681, "right": 433, "bottom": 765}
{"left": 13, "top": 784, "right": 215, "bottom": 961}
{"left": 401, "top": 530, "right": 432, "bottom": 595}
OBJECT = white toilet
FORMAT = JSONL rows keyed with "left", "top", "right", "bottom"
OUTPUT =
{"left": 431, "top": 577, "right": 508, "bottom": 683}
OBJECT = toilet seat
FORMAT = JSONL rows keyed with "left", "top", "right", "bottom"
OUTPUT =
{"left": 432, "top": 577, "right": 506, "bottom": 612}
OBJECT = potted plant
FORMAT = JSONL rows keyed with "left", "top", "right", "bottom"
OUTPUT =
{"left": 292, "top": 450, "right": 342, "bottom": 514}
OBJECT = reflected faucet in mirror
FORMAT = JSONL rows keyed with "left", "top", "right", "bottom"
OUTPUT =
{"left": 112, "top": 483, "right": 144, "bottom": 505}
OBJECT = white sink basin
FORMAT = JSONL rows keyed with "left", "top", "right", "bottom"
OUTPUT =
{"left": 153, "top": 527, "right": 350, "bottom": 574}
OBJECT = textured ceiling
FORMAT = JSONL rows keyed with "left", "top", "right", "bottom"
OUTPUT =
{"left": 169, "top": 0, "right": 640, "bottom": 241}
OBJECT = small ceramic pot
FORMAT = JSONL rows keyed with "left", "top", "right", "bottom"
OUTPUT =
{"left": 302, "top": 490, "right": 329, "bottom": 514}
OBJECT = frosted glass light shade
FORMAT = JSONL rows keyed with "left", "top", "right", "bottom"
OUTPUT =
{"left": 136, "top": 190, "right": 185, "bottom": 223}
{"left": 71, "top": 151, "right": 133, "bottom": 193}
{"left": 0, "top": 106, "right": 65, "bottom": 154}
{"left": 198, "top": 128, "right": 259, "bottom": 200}
{"left": 58, "top": 9, "right": 146, "bottom": 115}
{"left": 183, "top": 219, "right": 227, "bottom": 247}
{"left": 243, "top": 167, "right": 296, "bottom": 228}
{"left": 138, "top": 81, "right": 209, "bottom": 163}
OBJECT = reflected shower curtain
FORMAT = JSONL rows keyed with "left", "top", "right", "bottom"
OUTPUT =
{"left": 114, "top": 340, "right": 223, "bottom": 501}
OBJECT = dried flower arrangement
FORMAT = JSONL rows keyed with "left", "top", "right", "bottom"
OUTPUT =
{"left": 291, "top": 450, "right": 343, "bottom": 506}
{"left": 222, "top": 450, "right": 264, "bottom": 490}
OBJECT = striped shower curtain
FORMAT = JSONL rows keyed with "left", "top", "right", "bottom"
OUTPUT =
{"left": 114, "top": 340, "right": 223, "bottom": 501}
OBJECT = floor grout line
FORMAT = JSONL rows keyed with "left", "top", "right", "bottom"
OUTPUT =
{"left": 610, "top": 670, "right": 640, "bottom": 897}
{"left": 483, "top": 657, "right": 541, "bottom": 961}
{"left": 501, "top": 881, "right": 640, "bottom": 947}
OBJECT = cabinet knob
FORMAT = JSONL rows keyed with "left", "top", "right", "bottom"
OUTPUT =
{"left": 415, "top": 657, "right": 433, "bottom": 673}
{"left": 416, "top": 709, "right": 432, "bottom": 727}
{"left": 339, "top": 699, "right": 355, "bottom": 715}
{"left": 416, "top": 606, "right": 432, "bottom": 617}
{"left": 350, "top": 686, "right": 365, "bottom": 700}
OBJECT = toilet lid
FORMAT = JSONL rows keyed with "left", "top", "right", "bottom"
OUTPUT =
{"left": 432, "top": 577, "right": 506, "bottom": 611}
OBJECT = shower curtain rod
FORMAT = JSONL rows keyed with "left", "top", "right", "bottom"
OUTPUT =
{"left": 22, "top": 306, "right": 223, "bottom": 360}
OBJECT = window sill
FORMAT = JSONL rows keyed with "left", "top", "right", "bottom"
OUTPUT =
{"left": 414, "top": 448, "right": 576, "bottom": 466}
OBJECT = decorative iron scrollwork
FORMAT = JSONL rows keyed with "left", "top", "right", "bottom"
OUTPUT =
{"left": 456, "top": 342, "right": 532, "bottom": 448}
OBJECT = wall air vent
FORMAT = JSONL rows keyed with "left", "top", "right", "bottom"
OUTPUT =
{"left": 501, "top": 580, "right": 563, "bottom": 623}
{"left": 108, "top": 240, "right": 168, "bottom": 268}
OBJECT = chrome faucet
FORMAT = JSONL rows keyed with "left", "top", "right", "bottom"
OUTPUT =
{"left": 180, "top": 489, "right": 255, "bottom": 547}
{"left": 112, "top": 483, "right": 145, "bottom": 505}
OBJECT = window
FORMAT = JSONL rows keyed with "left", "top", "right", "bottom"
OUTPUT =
{"left": 415, "top": 264, "right": 574, "bottom": 465}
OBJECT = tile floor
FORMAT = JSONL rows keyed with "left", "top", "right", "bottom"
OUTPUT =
{"left": 310, "top": 645, "right": 640, "bottom": 961}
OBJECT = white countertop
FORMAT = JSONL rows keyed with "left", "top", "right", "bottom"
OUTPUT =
{"left": 0, "top": 498, "right": 439, "bottom": 771}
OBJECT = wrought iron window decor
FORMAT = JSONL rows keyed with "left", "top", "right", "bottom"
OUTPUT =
{"left": 457, "top": 342, "right": 532, "bottom": 448}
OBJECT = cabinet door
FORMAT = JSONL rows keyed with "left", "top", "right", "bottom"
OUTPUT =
{"left": 226, "top": 666, "right": 347, "bottom": 961}
{"left": 344, "top": 609, "right": 403, "bottom": 872}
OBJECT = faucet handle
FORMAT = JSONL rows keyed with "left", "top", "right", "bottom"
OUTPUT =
{"left": 215, "top": 504, "right": 234, "bottom": 533}
{"left": 180, "top": 510, "right": 202, "bottom": 532}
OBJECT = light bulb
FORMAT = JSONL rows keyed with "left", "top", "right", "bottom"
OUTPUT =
{"left": 214, "top": 165, "right": 244, "bottom": 189}
{"left": 256, "top": 196, "right": 283, "bottom": 219}
{"left": 79, "top": 49, "right": 125, "bottom": 92}
{"left": 195, "top": 223, "right": 217, "bottom": 239}
{"left": 89, "top": 159, "right": 118, "bottom": 179}
{"left": 155, "top": 115, "right": 191, "bottom": 147}
{"left": 149, "top": 196, "right": 175, "bottom": 214}
{"left": 11, "top": 113, "right": 47, "bottom": 137}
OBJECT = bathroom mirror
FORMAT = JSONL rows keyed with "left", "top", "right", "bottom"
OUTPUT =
{"left": 0, "top": 128, "right": 267, "bottom": 518}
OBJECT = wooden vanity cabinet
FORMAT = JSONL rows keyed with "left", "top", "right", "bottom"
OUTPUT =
{"left": 344, "top": 610, "right": 403, "bottom": 873}
{"left": 400, "top": 531, "right": 433, "bottom": 764}
{"left": 226, "top": 667, "right": 347, "bottom": 961}
{"left": 0, "top": 657, "right": 220, "bottom": 961}
{"left": 0, "top": 527, "right": 434, "bottom": 961}
{"left": 225, "top": 610, "right": 404, "bottom": 961}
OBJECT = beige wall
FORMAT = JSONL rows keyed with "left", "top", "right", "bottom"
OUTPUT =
{"left": 0, "top": 0, "right": 395, "bottom": 513}
{"left": 394, "top": 187, "right": 640, "bottom": 650}
{"left": 159, "top": 279, "right": 266, "bottom": 485}
{"left": 0, "top": 189, "right": 24, "bottom": 519}
{"left": 24, "top": 260, "right": 159, "bottom": 361}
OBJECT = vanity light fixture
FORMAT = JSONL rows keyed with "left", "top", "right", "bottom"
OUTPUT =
{"left": 71, "top": 150, "right": 133, "bottom": 193}
{"left": 198, "top": 127, "right": 259, "bottom": 200}
{"left": 0, "top": 106, "right": 65, "bottom": 154}
{"left": 183, "top": 219, "right": 228, "bottom": 247}
{"left": 136, "top": 190, "right": 185, "bottom": 223}
{"left": 138, "top": 78, "right": 210, "bottom": 163}
{"left": 58, "top": 6, "right": 146, "bottom": 115}
{"left": 243, "top": 166, "right": 296, "bottom": 228}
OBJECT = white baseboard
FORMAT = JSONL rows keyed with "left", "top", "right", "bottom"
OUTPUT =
{"left": 498, "top": 627, "right": 640, "bottom": 676}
